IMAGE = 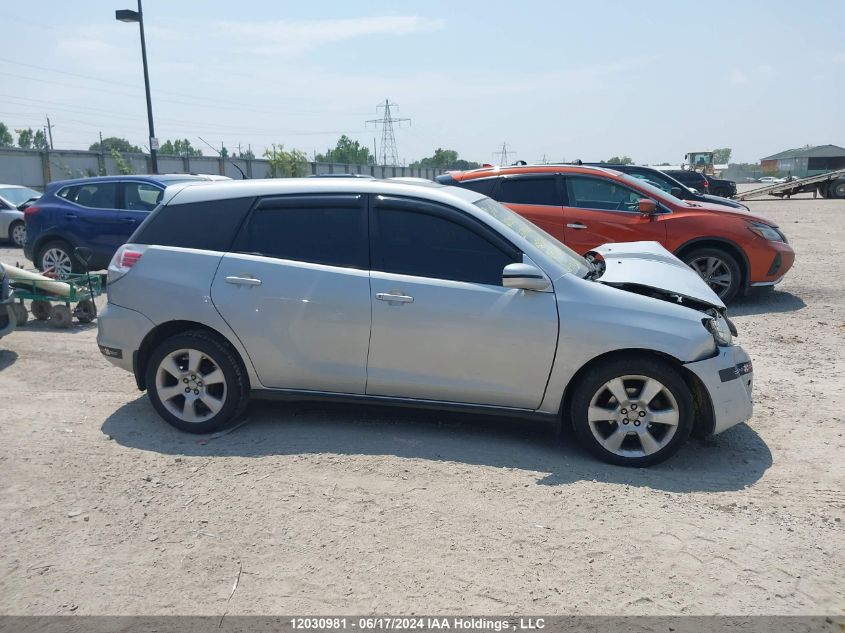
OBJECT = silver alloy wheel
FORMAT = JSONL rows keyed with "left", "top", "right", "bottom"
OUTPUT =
{"left": 688, "top": 255, "right": 732, "bottom": 298}
{"left": 10, "top": 223, "right": 25, "bottom": 247}
{"left": 155, "top": 348, "right": 227, "bottom": 424}
{"left": 41, "top": 247, "right": 73, "bottom": 275}
{"left": 587, "top": 374, "right": 680, "bottom": 457}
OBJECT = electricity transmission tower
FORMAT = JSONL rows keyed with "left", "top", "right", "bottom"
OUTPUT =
{"left": 493, "top": 142, "right": 516, "bottom": 165}
{"left": 366, "top": 99, "right": 410, "bottom": 166}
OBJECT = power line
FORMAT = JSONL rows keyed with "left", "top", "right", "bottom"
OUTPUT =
{"left": 0, "top": 94, "right": 368, "bottom": 138}
{"left": 366, "top": 99, "right": 410, "bottom": 167}
{"left": 0, "top": 57, "right": 373, "bottom": 118}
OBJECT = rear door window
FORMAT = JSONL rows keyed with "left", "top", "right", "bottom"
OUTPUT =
{"left": 498, "top": 176, "right": 560, "bottom": 206}
{"left": 66, "top": 182, "right": 119, "bottom": 209}
{"left": 239, "top": 195, "right": 368, "bottom": 269}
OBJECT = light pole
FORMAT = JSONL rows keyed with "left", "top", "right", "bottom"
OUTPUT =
{"left": 116, "top": 0, "right": 158, "bottom": 173}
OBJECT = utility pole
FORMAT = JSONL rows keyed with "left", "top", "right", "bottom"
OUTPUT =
{"left": 365, "top": 99, "right": 410, "bottom": 166}
{"left": 45, "top": 115, "right": 55, "bottom": 149}
{"left": 492, "top": 142, "right": 515, "bottom": 166}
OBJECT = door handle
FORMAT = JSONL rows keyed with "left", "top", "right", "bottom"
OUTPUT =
{"left": 121, "top": 217, "right": 137, "bottom": 224}
{"left": 64, "top": 213, "right": 77, "bottom": 220}
{"left": 375, "top": 292, "right": 414, "bottom": 304}
{"left": 225, "top": 275, "right": 262, "bottom": 286}
{"left": 566, "top": 222, "right": 587, "bottom": 229}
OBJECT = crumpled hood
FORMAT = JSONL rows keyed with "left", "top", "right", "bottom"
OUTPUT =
{"left": 590, "top": 241, "right": 725, "bottom": 309}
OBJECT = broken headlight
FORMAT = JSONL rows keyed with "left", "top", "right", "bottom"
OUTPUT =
{"left": 702, "top": 310, "right": 733, "bottom": 346}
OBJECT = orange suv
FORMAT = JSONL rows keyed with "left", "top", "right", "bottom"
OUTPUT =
{"left": 436, "top": 165, "right": 794, "bottom": 302}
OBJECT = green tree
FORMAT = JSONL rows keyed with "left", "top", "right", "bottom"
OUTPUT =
{"left": 90, "top": 137, "right": 142, "bottom": 153}
{"left": 236, "top": 148, "right": 255, "bottom": 160}
{"left": 110, "top": 148, "right": 133, "bottom": 175}
{"left": 33, "top": 129, "right": 49, "bottom": 151}
{"left": 410, "top": 148, "right": 480, "bottom": 170}
{"left": 713, "top": 148, "right": 732, "bottom": 164}
{"left": 16, "top": 128, "right": 34, "bottom": 148}
{"left": 316, "top": 135, "right": 372, "bottom": 164}
{"left": 0, "top": 122, "right": 13, "bottom": 147}
{"left": 603, "top": 155, "right": 634, "bottom": 165}
{"left": 159, "top": 139, "right": 202, "bottom": 157}
{"left": 263, "top": 144, "right": 308, "bottom": 177}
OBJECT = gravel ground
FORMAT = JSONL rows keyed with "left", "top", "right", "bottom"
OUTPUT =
{"left": 0, "top": 191, "right": 843, "bottom": 616}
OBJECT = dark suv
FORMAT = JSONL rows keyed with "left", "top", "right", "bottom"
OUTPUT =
{"left": 23, "top": 174, "right": 221, "bottom": 274}
{"left": 664, "top": 170, "right": 710, "bottom": 194}
{"left": 583, "top": 165, "right": 747, "bottom": 210}
{"left": 703, "top": 175, "right": 738, "bottom": 198}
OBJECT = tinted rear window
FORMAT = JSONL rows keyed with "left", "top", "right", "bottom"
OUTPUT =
{"left": 498, "top": 177, "right": 559, "bottom": 205}
{"left": 133, "top": 197, "right": 254, "bottom": 252}
{"left": 242, "top": 201, "right": 368, "bottom": 269}
{"left": 456, "top": 177, "right": 499, "bottom": 197}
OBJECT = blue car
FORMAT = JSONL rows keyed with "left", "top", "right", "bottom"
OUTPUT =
{"left": 23, "top": 174, "right": 222, "bottom": 273}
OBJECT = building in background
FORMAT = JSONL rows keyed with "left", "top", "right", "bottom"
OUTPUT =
{"left": 760, "top": 144, "right": 845, "bottom": 177}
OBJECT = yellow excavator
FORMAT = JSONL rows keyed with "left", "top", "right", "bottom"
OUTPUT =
{"left": 683, "top": 151, "right": 716, "bottom": 175}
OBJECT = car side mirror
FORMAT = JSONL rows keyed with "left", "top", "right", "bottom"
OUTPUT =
{"left": 502, "top": 263, "right": 549, "bottom": 291}
{"left": 670, "top": 187, "right": 683, "bottom": 198}
{"left": 638, "top": 198, "right": 658, "bottom": 215}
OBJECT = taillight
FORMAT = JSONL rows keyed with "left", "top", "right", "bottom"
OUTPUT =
{"left": 23, "top": 205, "right": 40, "bottom": 219}
{"left": 108, "top": 243, "right": 148, "bottom": 284}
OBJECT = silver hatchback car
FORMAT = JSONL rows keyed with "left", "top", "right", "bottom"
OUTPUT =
{"left": 97, "top": 179, "right": 753, "bottom": 466}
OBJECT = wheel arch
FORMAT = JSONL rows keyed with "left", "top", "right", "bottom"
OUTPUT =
{"left": 557, "top": 348, "right": 715, "bottom": 438}
{"left": 673, "top": 237, "right": 750, "bottom": 291}
{"left": 32, "top": 233, "right": 79, "bottom": 265}
{"left": 134, "top": 320, "right": 250, "bottom": 392}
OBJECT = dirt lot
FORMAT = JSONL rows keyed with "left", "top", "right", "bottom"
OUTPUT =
{"left": 1, "top": 191, "right": 843, "bottom": 616}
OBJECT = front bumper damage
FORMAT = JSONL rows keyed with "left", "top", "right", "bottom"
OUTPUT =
{"left": 684, "top": 344, "right": 754, "bottom": 434}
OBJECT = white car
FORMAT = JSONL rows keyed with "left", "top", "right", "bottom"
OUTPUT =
{"left": 758, "top": 177, "right": 788, "bottom": 184}
{"left": 0, "top": 185, "right": 41, "bottom": 247}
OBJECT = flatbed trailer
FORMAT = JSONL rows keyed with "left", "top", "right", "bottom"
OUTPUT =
{"left": 736, "top": 168, "right": 845, "bottom": 200}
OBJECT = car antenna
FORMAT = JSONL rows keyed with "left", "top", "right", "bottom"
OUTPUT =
{"left": 197, "top": 136, "right": 249, "bottom": 179}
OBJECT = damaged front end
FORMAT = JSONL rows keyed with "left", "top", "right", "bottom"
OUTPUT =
{"left": 586, "top": 241, "right": 738, "bottom": 343}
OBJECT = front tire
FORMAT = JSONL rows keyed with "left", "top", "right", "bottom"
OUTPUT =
{"left": 145, "top": 331, "right": 248, "bottom": 434}
{"left": 570, "top": 356, "right": 694, "bottom": 467}
{"left": 681, "top": 247, "right": 742, "bottom": 303}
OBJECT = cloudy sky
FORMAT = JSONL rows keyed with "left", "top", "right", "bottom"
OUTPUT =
{"left": 1, "top": 0, "right": 843, "bottom": 164}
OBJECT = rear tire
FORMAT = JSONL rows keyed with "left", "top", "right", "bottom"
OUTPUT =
{"left": 829, "top": 179, "right": 845, "bottom": 200}
{"left": 48, "top": 305, "right": 72, "bottom": 329}
{"left": 30, "top": 300, "right": 51, "bottom": 321}
{"left": 12, "top": 304, "right": 28, "bottom": 327}
{"left": 8, "top": 221, "right": 25, "bottom": 248}
{"left": 570, "top": 356, "right": 694, "bottom": 467}
{"left": 75, "top": 299, "right": 96, "bottom": 323}
{"left": 37, "top": 240, "right": 81, "bottom": 275}
{"left": 681, "top": 247, "right": 742, "bottom": 303}
{"left": 145, "top": 331, "right": 248, "bottom": 434}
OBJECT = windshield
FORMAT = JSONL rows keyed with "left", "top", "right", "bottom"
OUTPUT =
{"left": 621, "top": 174, "right": 689, "bottom": 206}
{"left": 0, "top": 186, "right": 41, "bottom": 206}
{"left": 474, "top": 197, "right": 590, "bottom": 277}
